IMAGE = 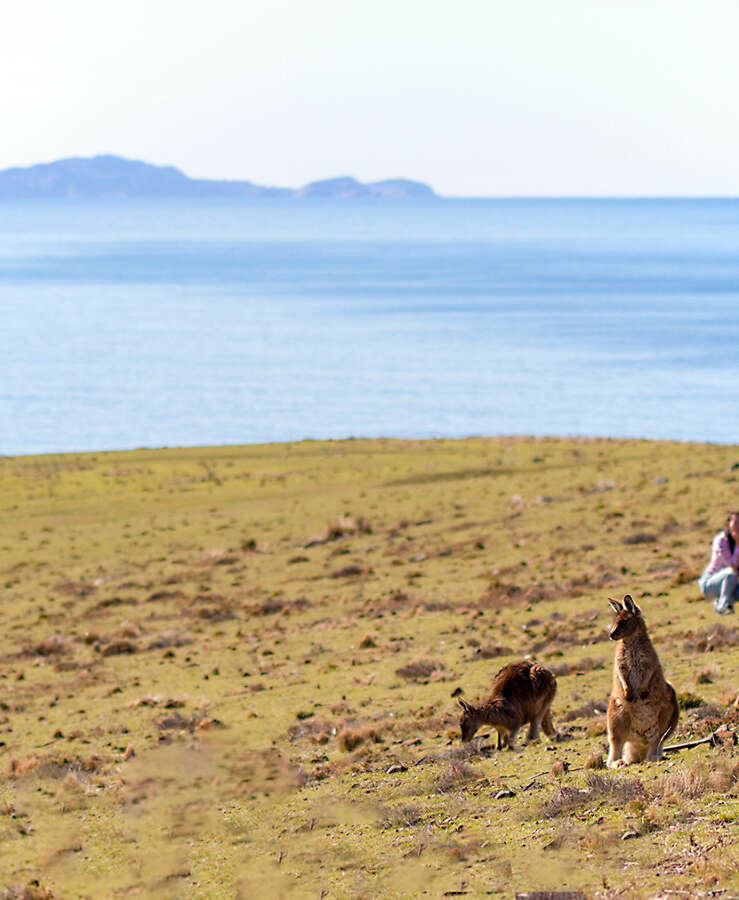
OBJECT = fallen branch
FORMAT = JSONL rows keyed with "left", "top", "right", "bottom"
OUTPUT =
{"left": 663, "top": 725, "right": 736, "bottom": 754}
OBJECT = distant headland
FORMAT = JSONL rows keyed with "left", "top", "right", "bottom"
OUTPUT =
{"left": 0, "top": 155, "right": 437, "bottom": 200}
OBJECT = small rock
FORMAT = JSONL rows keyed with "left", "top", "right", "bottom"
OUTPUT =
{"left": 621, "top": 829, "right": 639, "bottom": 840}
{"left": 495, "top": 788, "right": 516, "bottom": 799}
{"left": 386, "top": 764, "right": 408, "bottom": 775}
{"left": 451, "top": 687, "right": 464, "bottom": 697}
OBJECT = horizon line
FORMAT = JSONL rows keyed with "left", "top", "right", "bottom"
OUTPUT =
{"left": 2, "top": 154, "right": 739, "bottom": 201}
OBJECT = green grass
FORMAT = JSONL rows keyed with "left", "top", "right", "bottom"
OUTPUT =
{"left": 0, "top": 437, "right": 736, "bottom": 898}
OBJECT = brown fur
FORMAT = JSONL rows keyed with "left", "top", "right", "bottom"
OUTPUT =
{"left": 458, "top": 660, "right": 557, "bottom": 749}
{"left": 606, "top": 595, "right": 679, "bottom": 768}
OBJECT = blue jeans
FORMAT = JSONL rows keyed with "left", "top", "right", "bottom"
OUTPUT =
{"left": 699, "top": 567, "right": 737, "bottom": 614}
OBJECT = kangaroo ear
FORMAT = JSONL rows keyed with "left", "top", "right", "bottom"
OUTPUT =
{"left": 608, "top": 598, "right": 621, "bottom": 614}
{"left": 623, "top": 594, "right": 636, "bottom": 613}
{"left": 458, "top": 698, "right": 472, "bottom": 713}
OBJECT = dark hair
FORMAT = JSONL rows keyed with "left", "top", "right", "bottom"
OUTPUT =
{"left": 725, "top": 512, "right": 739, "bottom": 554}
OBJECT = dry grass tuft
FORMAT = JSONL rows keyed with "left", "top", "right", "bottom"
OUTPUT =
{"left": 54, "top": 580, "right": 95, "bottom": 597}
{"left": 687, "top": 703, "right": 728, "bottom": 726}
{"left": 562, "top": 698, "right": 608, "bottom": 722}
{"left": 147, "top": 631, "right": 193, "bottom": 650}
{"left": 147, "top": 588, "right": 185, "bottom": 602}
{"left": 287, "top": 717, "right": 336, "bottom": 744}
{"left": 473, "top": 644, "right": 513, "bottom": 659}
{"left": 156, "top": 710, "right": 224, "bottom": 732}
{"left": 682, "top": 622, "right": 737, "bottom": 653}
{"left": 671, "top": 566, "right": 700, "bottom": 586}
{"left": 622, "top": 532, "right": 657, "bottom": 545}
{"left": 100, "top": 639, "right": 139, "bottom": 656}
{"left": 433, "top": 760, "right": 482, "bottom": 793}
{"left": 551, "top": 656, "right": 605, "bottom": 677}
{"left": 696, "top": 664, "right": 720, "bottom": 684}
{"left": 544, "top": 773, "right": 647, "bottom": 817}
{"left": 128, "top": 695, "right": 186, "bottom": 709}
{"left": 337, "top": 721, "right": 391, "bottom": 752}
{"left": 550, "top": 661, "right": 571, "bottom": 676}
{"left": 245, "top": 596, "right": 310, "bottom": 616}
{"left": 321, "top": 515, "right": 372, "bottom": 542}
{"left": 27, "top": 634, "right": 72, "bottom": 657}
{"left": 6, "top": 756, "right": 39, "bottom": 778}
{"left": 377, "top": 803, "right": 424, "bottom": 828}
{"left": 584, "top": 750, "right": 605, "bottom": 769}
{"left": 571, "top": 655, "right": 606, "bottom": 673}
{"left": 476, "top": 579, "right": 559, "bottom": 610}
{"left": 60, "top": 771, "right": 87, "bottom": 794}
{"left": 584, "top": 717, "right": 607, "bottom": 737}
{"left": 395, "top": 658, "right": 448, "bottom": 682}
{"left": 651, "top": 757, "right": 739, "bottom": 802}
{"left": 330, "top": 563, "right": 366, "bottom": 579}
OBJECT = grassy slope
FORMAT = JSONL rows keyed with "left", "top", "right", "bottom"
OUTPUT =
{"left": 0, "top": 437, "right": 736, "bottom": 899}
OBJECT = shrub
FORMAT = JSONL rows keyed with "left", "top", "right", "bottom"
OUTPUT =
{"left": 677, "top": 691, "right": 705, "bottom": 710}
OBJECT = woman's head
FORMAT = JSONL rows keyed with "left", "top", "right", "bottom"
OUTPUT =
{"left": 726, "top": 512, "right": 739, "bottom": 547}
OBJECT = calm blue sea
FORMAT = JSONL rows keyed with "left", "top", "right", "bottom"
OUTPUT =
{"left": 2, "top": 198, "right": 739, "bottom": 456}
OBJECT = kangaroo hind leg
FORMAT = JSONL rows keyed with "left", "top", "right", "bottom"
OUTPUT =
{"left": 541, "top": 708, "right": 556, "bottom": 739}
{"left": 527, "top": 717, "right": 541, "bottom": 743}
{"left": 607, "top": 717, "right": 627, "bottom": 769}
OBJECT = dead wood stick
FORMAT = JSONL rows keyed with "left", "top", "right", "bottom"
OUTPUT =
{"left": 663, "top": 727, "right": 735, "bottom": 754}
{"left": 520, "top": 771, "right": 548, "bottom": 791}
{"left": 663, "top": 735, "right": 713, "bottom": 753}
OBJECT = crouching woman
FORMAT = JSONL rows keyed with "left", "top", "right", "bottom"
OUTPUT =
{"left": 699, "top": 511, "right": 739, "bottom": 615}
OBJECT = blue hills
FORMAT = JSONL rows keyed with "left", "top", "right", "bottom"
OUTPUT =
{"left": 0, "top": 155, "right": 437, "bottom": 200}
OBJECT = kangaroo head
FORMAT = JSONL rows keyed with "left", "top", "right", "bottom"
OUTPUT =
{"left": 608, "top": 594, "right": 643, "bottom": 640}
{"left": 458, "top": 698, "right": 481, "bottom": 742}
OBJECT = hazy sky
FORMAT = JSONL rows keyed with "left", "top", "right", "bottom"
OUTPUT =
{"left": 3, "top": 0, "right": 739, "bottom": 196}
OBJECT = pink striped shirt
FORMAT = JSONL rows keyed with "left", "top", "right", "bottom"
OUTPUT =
{"left": 704, "top": 530, "right": 739, "bottom": 576}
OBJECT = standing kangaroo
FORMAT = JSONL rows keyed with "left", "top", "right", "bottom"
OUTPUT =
{"left": 458, "top": 660, "right": 557, "bottom": 749}
{"left": 606, "top": 594, "right": 679, "bottom": 768}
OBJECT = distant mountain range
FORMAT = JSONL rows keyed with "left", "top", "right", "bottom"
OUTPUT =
{"left": 0, "top": 155, "right": 437, "bottom": 200}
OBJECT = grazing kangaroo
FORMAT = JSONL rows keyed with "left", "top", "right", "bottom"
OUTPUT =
{"left": 458, "top": 660, "right": 557, "bottom": 749}
{"left": 606, "top": 594, "right": 679, "bottom": 768}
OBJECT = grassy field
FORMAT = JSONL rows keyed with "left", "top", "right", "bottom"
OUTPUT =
{"left": 0, "top": 436, "right": 736, "bottom": 899}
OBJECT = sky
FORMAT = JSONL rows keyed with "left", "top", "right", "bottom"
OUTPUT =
{"left": 3, "top": 0, "right": 739, "bottom": 196}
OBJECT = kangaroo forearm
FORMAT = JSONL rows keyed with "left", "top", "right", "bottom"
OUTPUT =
{"left": 617, "top": 667, "right": 630, "bottom": 695}
{"left": 618, "top": 663, "right": 655, "bottom": 695}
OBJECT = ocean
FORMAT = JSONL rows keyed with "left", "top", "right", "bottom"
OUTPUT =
{"left": 2, "top": 198, "right": 739, "bottom": 456}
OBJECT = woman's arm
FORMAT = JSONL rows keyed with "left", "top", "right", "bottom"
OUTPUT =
{"left": 708, "top": 532, "right": 732, "bottom": 572}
